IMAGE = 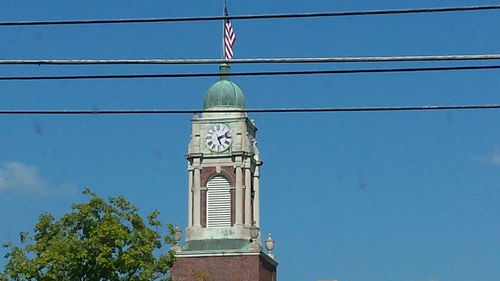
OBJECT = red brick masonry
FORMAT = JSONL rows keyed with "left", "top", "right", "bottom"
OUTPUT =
{"left": 172, "top": 254, "right": 276, "bottom": 281}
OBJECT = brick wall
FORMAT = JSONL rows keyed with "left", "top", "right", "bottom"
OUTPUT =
{"left": 171, "top": 254, "right": 276, "bottom": 281}
{"left": 199, "top": 166, "right": 238, "bottom": 227}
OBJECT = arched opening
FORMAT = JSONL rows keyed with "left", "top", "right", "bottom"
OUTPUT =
{"left": 206, "top": 175, "right": 232, "bottom": 228}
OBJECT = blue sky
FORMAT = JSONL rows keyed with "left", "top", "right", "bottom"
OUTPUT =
{"left": 0, "top": 1, "right": 499, "bottom": 281}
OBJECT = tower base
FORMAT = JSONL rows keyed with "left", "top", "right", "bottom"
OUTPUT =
{"left": 171, "top": 251, "right": 277, "bottom": 281}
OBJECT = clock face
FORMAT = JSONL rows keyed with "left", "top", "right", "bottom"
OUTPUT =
{"left": 205, "top": 124, "right": 232, "bottom": 152}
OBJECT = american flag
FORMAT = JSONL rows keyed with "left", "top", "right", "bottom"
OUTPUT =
{"left": 224, "top": 9, "right": 236, "bottom": 59}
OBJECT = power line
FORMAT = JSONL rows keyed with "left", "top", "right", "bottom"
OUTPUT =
{"left": 0, "top": 65, "right": 498, "bottom": 80}
{"left": 1, "top": 104, "right": 499, "bottom": 115}
{"left": 1, "top": 54, "right": 499, "bottom": 65}
{"left": 0, "top": 5, "right": 498, "bottom": 26}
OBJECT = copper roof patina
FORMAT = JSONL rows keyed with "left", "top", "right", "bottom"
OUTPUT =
{"left": 203, "top": 64, "right": 245, "bottom": 110}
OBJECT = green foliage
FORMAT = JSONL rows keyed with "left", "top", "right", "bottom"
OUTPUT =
{"left": 0, "top": 189, "right": 176, "bottom": 281}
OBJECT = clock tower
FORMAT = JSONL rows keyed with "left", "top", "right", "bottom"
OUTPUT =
{"left": 171, "top": 64, "right": 277, "bottom": 281}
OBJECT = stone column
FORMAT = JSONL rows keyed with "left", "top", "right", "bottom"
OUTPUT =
{"left": 245, "top": 168, "right": 252, "bottom": 227}
{"left": 253, "top": 166, "right": 260, "bottom": 227}
{"left": 193, "top": 168, "right": 201, "bottom": 227}
{"left": 235, "top": 165, "right": 243, "bottom": 226}
{"left": 188, "top": 169, "right": 193, "bottom": 227}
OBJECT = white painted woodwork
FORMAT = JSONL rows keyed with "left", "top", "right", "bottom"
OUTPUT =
{"left": 235, "top": 166, "right": 243, "bottom": 225}
{"left": 253, "top": 167, "right": 260, "bottom": 227}
{"left": 245, "top": 168, "right": 252, "bottom": 226}
{"left": 188, "top": 170, "right": 193, "bottom": 226}
{"left": 193, "top": 168, "right": 201, "bottom": 227}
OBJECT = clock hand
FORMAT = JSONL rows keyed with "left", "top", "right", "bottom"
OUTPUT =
{"left": 217, "top": 134, "right": 225, "bottom": 143}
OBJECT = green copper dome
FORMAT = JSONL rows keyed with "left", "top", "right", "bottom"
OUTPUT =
{"left": 203, "top": 64, "right": 245, "bottom": 109}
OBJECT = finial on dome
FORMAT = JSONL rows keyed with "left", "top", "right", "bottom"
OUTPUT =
{"left": 219, "top": 63, "right": 230, "bottom": 81}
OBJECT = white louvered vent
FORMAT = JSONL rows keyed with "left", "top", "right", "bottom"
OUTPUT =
{"left": 206, "top": 175, "right": 232, "bottom": 228}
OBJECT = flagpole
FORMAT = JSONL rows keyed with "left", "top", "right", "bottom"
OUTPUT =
{"left": 221, "top": 0, "right": 227, "bottom": 60}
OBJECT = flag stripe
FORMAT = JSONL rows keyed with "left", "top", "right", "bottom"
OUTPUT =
{"left": 224, "top": 19, "right": 236, "bottom": 59}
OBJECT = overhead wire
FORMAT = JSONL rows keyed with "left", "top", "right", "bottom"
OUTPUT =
{"left": 0, "top": 54, "right": 499, "bottom": 65}
{"left": 0, "top": 65, "right": 498, "bottom": 80}
{"left": 0, "top": 6, "right": 496, "bottom": 119}
{"left": 0, "top": 6, "right": 497, "bottom": 116}
{"left": 1, "top": 104, "right": 500, "bottom": 115}
{"left": 0, "top": 5, "right": 498, "bottom": 26}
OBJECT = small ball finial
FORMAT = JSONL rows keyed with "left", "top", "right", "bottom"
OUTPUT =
{"left": 248, "top": 222, "right": 261, "bottom": 251}
{"left": 265, "top": 233, "right": 275, "bottom": 259}
{"left": 170, "top": 224, "right": 182, "bottom": 252}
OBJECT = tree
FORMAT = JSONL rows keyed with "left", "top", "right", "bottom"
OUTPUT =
{"left": 0, "top": 189, "right": 176, "bottom": 281}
